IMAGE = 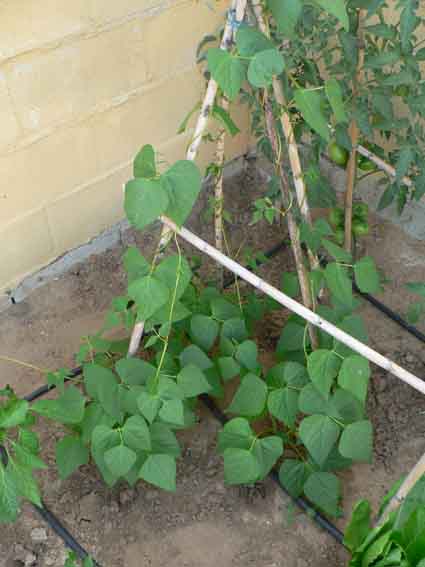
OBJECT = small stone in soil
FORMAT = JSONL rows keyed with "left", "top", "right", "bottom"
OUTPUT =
{"left": 24, "top": 554, "right": 37, "bottom": 567}
{"left": 238, "top": 482, "right": 267, "bottom": 502}
{"left": 109, "top": 501, "right": 119, "bottom": 514}
{"left": 144, "top": 490, "right": 157, "bottom": 502}
{"left": 119, "top": 488, "right": 135, "bottom": 506}
{"left": 30, "top": 528, "right": 48, "bottom": 543}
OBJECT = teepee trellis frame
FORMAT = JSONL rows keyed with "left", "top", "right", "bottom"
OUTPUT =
{"left": 126, "top": 0, "right": 425, "bottom": 522}
{"left": 128, "top": 0, "right": 322, "bottom": 355}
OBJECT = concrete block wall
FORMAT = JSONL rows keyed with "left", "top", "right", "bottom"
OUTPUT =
{"left": 0, "top": 0, "right": 250, "bottom": 297}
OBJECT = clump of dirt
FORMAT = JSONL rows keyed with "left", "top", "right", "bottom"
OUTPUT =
{"left": 1, "top": 161, "right": 424, "bottom": 567}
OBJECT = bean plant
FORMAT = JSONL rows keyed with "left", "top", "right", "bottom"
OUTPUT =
{"left": 1, "top": 4, "right": 425, "bottom": 565}
{"left": 0, "top": 136, "right": 380, "bottom": 519}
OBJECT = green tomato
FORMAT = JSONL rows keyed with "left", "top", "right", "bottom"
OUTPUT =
{"left": 353, "top": 202, "right": 369, "bottom": 220}
{"left": 352, "top": 220, "right": 369, "bottom": 237}
{"left": 395, "top": 85, "right": 410, "bottom": 97}
{"left": 334, "top": 228, "right": 345, "bottom": 245}
{"left": 358, "top": 157, "right": 377, "bottom": 172}
{"left": 329, "top": 206, "right": 345, "bottom": 228}
{"left": 328, "top": 142, "right": 349, "bottom": 167}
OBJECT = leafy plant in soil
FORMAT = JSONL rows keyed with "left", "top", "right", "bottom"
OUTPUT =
{"left": 64, "top": 552, "right": 93, "bottom": 567}
{"left": 1, "top": 7, "right": 425, "bottom": 567}
{"left": 346, "top": 476, "right": 425, "bottom": 567}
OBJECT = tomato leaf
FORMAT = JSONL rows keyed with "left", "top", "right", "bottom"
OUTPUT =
{"left": 294, "top": 89, "right": 330, "bottom": 141}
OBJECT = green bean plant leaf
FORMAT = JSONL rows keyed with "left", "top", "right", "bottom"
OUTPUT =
{"left": 125, "top": 178, "right": 169, "bottom": 231}
{"left": 207, "top": 49, "right": 246, "bottom": 101}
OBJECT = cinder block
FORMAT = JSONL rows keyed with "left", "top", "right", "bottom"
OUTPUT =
{"left": 91, "top": 67, "right": 202, "bottom": 172}
{"left": 89, "top": 0, "right": 162, "bottom": 25}
{"left": 82, "top": 19, "right": 148, "bottom": 110}
{"left": 0, "top": 121, "right": 97, "bottom": 225}
{"left": 143, "top": 0, "right": 227, "bottom": 81}
{"left": 7, "top": 44, "right": 88, "bottom": 132}
{"left": 6, "top": 19, "right": 148, "bottom": 133}
{"left": 0, "top": 208, "right": 54, "bottom": 292}
{"left": 0, "top": 71, "right": 21, "bottom": 150}
{"left": 47, "top": 165, "right": 130, "bottom": 253}
{"left": 0, "top": 0, "right": 89, "bottom": 60}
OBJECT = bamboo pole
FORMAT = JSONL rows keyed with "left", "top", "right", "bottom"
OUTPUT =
{"left": 127, "top": 0, "right": 247, "bottom": 357}
{"left": 344, "top": 121, "right": 360, "bottom": 251}
{"left": 160, "top": 215, "right": 425, "bottom": 397}
{"left": 378, "top": 453, "right": 425, "bottom": 525}
{"left": 251, "top": 1, "right": 319, "bottom": 271}
{"left": 213, "top": 98, "right": 228, "bottom": 289}
{"left": 156, "top": 0, "right": 246, "bottom": 255}
{"left": 344, "top": 10, "right": 366, "bottom": 252}
{"left": 357, "top": 144, "right": 413, "bottom": 188}
{"left": 263, "top": 96, "right": 318, "bottom": 348}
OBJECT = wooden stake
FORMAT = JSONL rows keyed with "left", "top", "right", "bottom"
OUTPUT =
{"left": 378, "top": 452, "right": 425, "bottom": 525}
{"left": 213, "top": 97, "right": 228, "bottom": 289}
{"left": 357, "top": 143, "right": 413, "bottom": 188}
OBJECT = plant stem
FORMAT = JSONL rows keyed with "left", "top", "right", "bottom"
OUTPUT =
{"left": 344, "top": 9, "right": 366, "bottom": 252}
{"left": 161, "top": 214, "right": 425, "bottom": 397}
{"left": 154, "top": 234, "right": 182, "bottom": 382}
{"left": 0, "top": 355, "right": 47, "bottom": 374}
{"left": 222, "top": 226, "right": 243, "bottom": 311}
{"left": 357, "top": 169, "right": 382, "bottom": 183}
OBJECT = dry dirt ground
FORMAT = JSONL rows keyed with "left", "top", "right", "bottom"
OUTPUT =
{"left": 0, "top": 163, "right": 424, "bottom": 567}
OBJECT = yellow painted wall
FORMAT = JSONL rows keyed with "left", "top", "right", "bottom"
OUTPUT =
{"left": 0, "top": 0, "right": 250, "bottom": 295}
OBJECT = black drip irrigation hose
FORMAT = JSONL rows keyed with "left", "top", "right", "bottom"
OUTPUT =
{"left": 24, "top": 367, "right": 81, "bottom": 403}
{"left": 315, "top": 252, "right": 425, "bottom": 347}
{"left": 352, "top": 282, "right": 425, "bottom": 344}
{"left": 10, "top": 236, "right": 425, "bottom": 561}
{"left": 17, "top": 239, "right": 344, "bottom": 560}
{"left": 25, "top": 364, "right": 344, "bottom": 556}
{"left": 199, "top": 394, "right": 345, "bottom": 543}
{"left": 35, "top": 503, "right": 101, "bottom": 567}
{"left": 223, "top": 237, "right": 425, "bottom": 349}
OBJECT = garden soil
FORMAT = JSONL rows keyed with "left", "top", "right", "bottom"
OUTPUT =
{"left": 1, "top": 162, "right": 424, "bottom": 567}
